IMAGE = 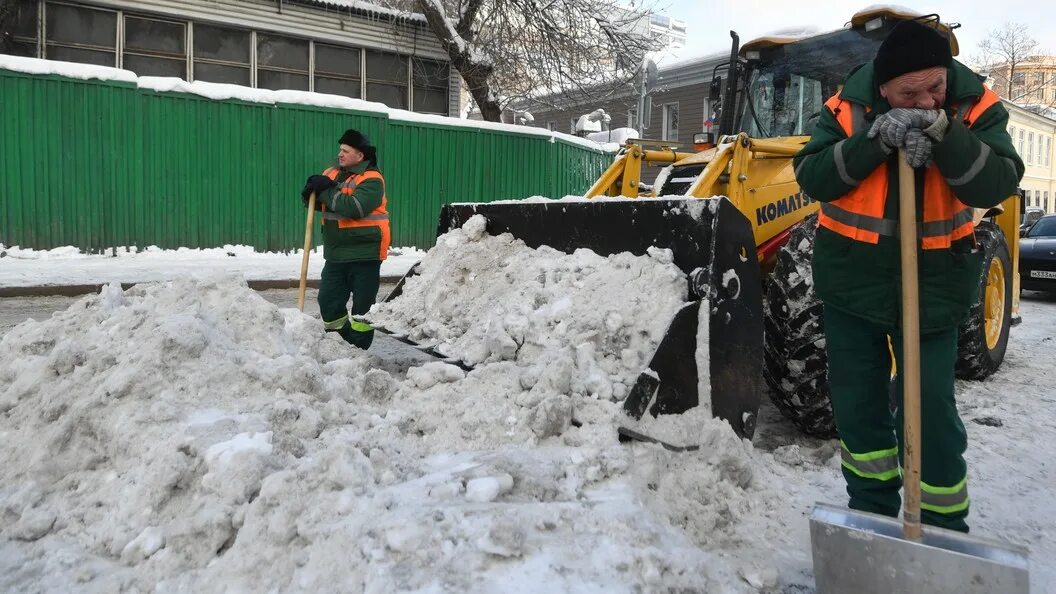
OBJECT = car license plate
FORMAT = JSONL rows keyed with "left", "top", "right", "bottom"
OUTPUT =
{"left": 1031, "top": 270, "right": 1056, "bottom": 279}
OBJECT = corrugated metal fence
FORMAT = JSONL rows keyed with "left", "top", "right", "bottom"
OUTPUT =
{"left": 0, "top": 68, "right": 612, "bottom": 251}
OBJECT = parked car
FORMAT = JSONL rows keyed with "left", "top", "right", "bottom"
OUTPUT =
{"left": 1021, "top": 207, "right": 1045, "bottom": 235}
{"left": 1020, "top": 214, "right": 1056, "bottom": 293}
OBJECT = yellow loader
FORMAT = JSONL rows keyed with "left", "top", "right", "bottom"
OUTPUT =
{"left": 383, "top": 8, "right": 1021, "bottom": 439}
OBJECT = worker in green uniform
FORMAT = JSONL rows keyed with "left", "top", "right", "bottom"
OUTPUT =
{"left": 301, "top": 129, "right": 391, "bottom": 350}
{"left": 794, "top": 20, "right": 1023, "bottom": 532}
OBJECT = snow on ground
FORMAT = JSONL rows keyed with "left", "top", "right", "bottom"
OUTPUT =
{"left": 0, "top": 218, "right": 1054, "bottom": 592}
{"left": 0, "top": 245, "right": 423, "bottom": 288}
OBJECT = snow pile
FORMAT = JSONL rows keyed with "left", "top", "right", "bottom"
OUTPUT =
{"left": 368, "top": 215, "right": 689, "bottom": 401}
{"left": 586, "top": 127, "right": 641, "bottom": 148}
{"left": 0, "top": 271, "right": 827, "bottom": 592}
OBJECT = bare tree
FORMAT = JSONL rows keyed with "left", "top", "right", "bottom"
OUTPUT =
{"left": 975, "top": 22, "right": 1054, "bottom": 107}
{"left": 412, "top": 0, "right": 656, "bottom": 121}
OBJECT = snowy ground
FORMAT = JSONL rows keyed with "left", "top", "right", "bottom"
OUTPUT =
{"left": 0, "top": 245, "right": 423, "bottom": 289}
{"left": 0, "top": 227, "right": 1053, "bottom": 592}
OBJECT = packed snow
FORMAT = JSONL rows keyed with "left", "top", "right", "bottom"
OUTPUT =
{"left": 1, "top": 217, "right": 1054, "bottom": 592}
{"left": 368, "top": 215, "right": 688, "bottom": 394}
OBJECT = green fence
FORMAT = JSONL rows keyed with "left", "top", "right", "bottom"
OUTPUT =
{"left": 0, "top": 67, "right": 612, "bottom": 252}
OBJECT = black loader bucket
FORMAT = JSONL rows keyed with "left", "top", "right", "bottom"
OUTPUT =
{"left": 381, "top": 198, "right": 764, "bottom": 438}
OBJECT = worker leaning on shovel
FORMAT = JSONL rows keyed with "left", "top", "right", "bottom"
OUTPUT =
{"left": 794, "top": 20, "right": 1023, "bottom": 532}
{"left": 301, "top": 129, "right": 390, "bottom": 349}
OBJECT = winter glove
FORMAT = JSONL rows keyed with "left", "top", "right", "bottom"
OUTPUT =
{"left": 922, "top": 108, "right": 949, "bottom": 142}
{"left": 903, "top": 128, "right": 934, "bottom": 168}
{"left": 867, "top": 108, "right": 941, "bottom": 150}
{"left": 301, "top": 175, "right": 335, "bottom": 200}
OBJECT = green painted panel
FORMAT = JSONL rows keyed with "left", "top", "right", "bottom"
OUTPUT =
{"left": 0, "top": 67, "right": 612, "bottom": 253}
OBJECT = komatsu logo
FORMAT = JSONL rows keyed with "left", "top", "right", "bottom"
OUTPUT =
{"left": 756, "top": 192, "right": 816, "bottom": 226}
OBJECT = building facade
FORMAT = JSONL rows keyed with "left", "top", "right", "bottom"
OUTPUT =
{"left": 986, "top": 56, "right": 1056, "bottom": 108}
{"left": 1006, "top": 99, "right": 1056, "bottom": 214}
{"left": 647, "top": 13, "right": 686, "bottom": 51}
{"left": 1, "top": 0, "right": 457, "bottom": 116}
{"left": 526, "top": 53, "right": 723, "bottom": 146}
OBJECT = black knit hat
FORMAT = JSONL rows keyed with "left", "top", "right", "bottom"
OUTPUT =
{"left": 338, "top": 128, "right": 377, "bottom": 165}
{"left": 873, "top": 20, "right": 953, "bottom": 85}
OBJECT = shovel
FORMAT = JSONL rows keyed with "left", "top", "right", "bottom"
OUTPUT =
{"left": 297, "top": 192, "right": 317, "bottom": 312}
{"left": 809, "top": 150, "right": 1030, "bottom": 593}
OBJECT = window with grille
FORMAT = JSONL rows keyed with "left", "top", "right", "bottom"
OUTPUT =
{"left": 366, "top": 50, "right": 408, "bottom": 109}
{"left": 7, "top": 0, "right": 39, "bottom": 57}
{"left": 123, "top": 15, "right": 186, "bottom": 78}
{"left": 412, "top": 58, "right": 449, "bottom": 115}
{"left": 314, "top": 43, "right": 361, "bottom": 98}
{"left": 193, "top": 23, "right": 251, "bottom": 86}
{"left": 257, "top": 33, "right": 309, "bottom": 91}
{"left": 45, "top": 2, "right": 117, "bottom": 67}
{"left": 1028, "top": 132, "right": 1034, "bottom": 164}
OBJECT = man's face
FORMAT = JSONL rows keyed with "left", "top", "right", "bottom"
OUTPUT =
{"left": 338, "top": 144, "right": 364, "bottom": 167}
{"left": 879, "top": 66, "right": 947, "bottom": 109}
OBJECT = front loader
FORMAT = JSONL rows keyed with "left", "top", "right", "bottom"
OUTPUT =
{"left": 377, "top": 7, "right": 1022, "bottom": 439}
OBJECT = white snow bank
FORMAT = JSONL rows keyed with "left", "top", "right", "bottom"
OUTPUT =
{"left": 0, "top": 244, "right": 423, "bottom": 287}
{"left": 0, "top": 54, "right": 137, "bottom": 83}
{"left": 0, "top": 274, "right": 831, "bottom": 592}
{"left": 0, "top": 56, "right": 610, "bottom": 153}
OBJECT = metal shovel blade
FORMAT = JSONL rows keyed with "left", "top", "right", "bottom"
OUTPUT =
{"left": 810, "top": 503, "right": 1029, "bottom": 594}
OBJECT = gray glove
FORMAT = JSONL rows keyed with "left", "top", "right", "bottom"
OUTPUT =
{"left": 867, "top": 108, "right": 941, "bottom": 150}
{"left": 903, "top": 128, "right": 933, "bottom": 168}
{"left": 922, "top": 109, "right": 949, "bottom": 142}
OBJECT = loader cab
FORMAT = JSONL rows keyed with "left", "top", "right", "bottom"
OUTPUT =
{"left": 725, "top": 9, "right": 960, "bottom": 140}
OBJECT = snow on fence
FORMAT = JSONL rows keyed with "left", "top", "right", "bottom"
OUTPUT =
{"left": 0, "top": 56, "right": 615, "bottom": 252}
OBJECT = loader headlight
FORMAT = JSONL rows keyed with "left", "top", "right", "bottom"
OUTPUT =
{"left": 864, "top": 17, "right": 883, "bottom": 32}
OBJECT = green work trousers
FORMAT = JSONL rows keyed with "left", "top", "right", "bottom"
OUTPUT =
{"left": 318, "top": 259, "right": 381, "bottom": 350}
{"left": 824, "top": 305, "right": 970, "bottom": 532}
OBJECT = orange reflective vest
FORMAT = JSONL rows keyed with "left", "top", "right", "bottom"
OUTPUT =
{"left": 817, "top": 87, "right": 1000, "bottom": 249}
{"left": 320, "top": 167, "right": 390, "bottom": 261}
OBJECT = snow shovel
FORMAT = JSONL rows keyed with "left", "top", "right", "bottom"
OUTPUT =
{"left": 297, "top": 192, "right": 317, "bottom": 312}
{"left": 809, "top": 150, "right": 1030, "bottom": 593}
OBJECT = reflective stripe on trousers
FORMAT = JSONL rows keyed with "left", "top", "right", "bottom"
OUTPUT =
{"left": 921, "top": 477, "right": 969, "bottom": 514}
{"left": 840, "top": 440, "right": 901, "bottom": 481}
{"left": 323, "top": 314, "right": 349, "bottom": 331}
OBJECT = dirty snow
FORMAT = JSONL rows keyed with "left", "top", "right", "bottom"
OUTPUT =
{"left": 1, "top": 219, "right": 1054, "bottom": 592}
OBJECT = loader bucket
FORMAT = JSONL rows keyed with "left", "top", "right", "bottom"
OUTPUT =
{"left": 383, "top": 198, "right": 764, "bottom": 438}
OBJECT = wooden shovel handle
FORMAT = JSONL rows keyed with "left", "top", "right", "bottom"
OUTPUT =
{"left": 898, "top": 149, "right": 923, "bottom": 540}
{"left": 297, "top": 192, "right": 317, "bottom": 312}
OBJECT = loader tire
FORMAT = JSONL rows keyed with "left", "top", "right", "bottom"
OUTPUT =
{"left": 762, "top": 215, "right": 837, "bottom": 438}
{"left": 956, "top": 222, "right": 1012, "bottom": 380}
